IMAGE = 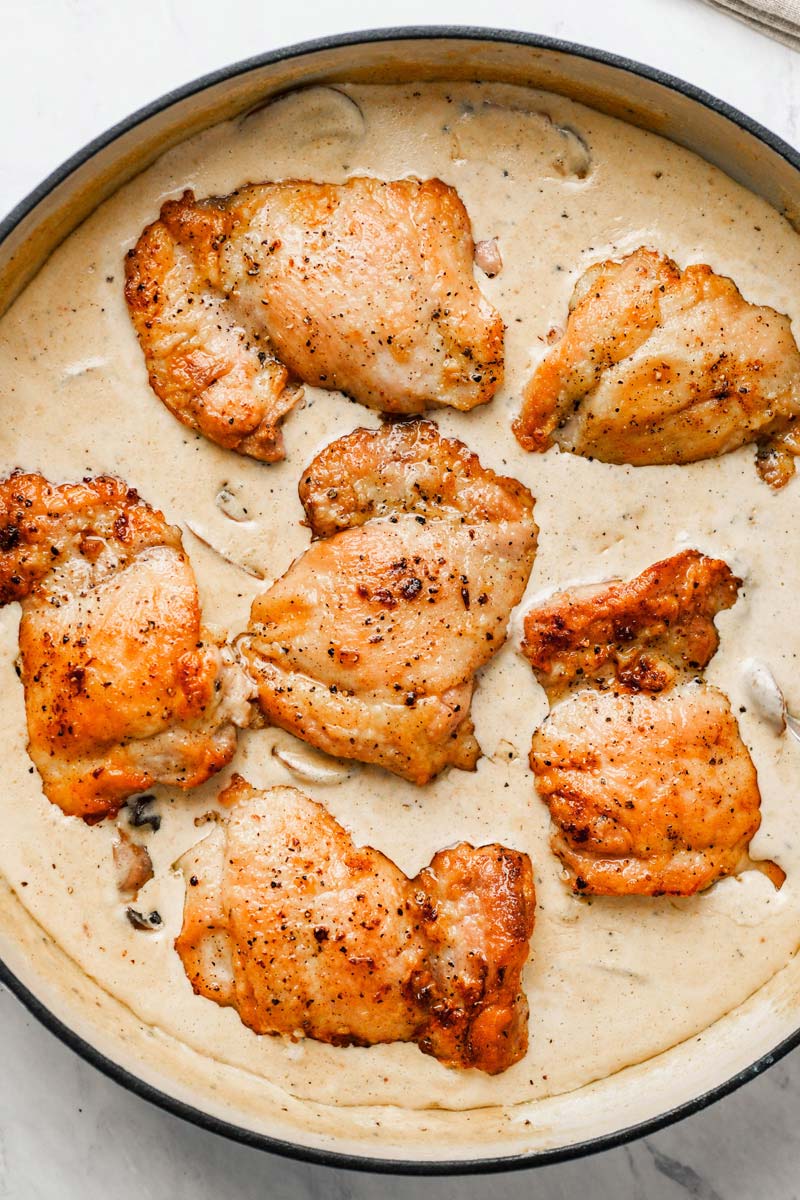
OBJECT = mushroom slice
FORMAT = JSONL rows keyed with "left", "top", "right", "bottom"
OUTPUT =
{"left": 271, "top": 736, "right": 352, "bottom": 785}
{"left": 242, "top": 86, "right": 366, "bottom": 147}
{"left": 474, "top": 238, "right": 503, "bottom": 278}
{"left": 452, "top": 102, "right": 592, "bottom": 180}
{"left": 742, "top": 658, "right": 800, "bottom": 741}
{"left": 113, "top": 829, "right": 154, "bottom": 899}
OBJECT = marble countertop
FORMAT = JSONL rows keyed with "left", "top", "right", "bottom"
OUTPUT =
{"left": 1, "top": 1, "right": 799, "bottom": 1195}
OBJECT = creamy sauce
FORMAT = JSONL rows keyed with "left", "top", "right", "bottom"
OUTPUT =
{"left": 1, "top": 81, "right": 799, "bottom": 1114}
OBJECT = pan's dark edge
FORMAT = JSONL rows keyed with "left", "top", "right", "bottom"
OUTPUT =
{"left": 1, "top": 24, "right": 799, "bottom": 1177}
{"left": 2, "top": 952, "right": 797, "bottom": 1177}
{"left": 2, "top": 24, "right": 799, "bottom": 244}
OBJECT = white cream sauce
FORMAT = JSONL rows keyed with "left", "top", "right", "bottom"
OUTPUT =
{"left": 0, "top": 81, "right": 799, "bottom": 1113}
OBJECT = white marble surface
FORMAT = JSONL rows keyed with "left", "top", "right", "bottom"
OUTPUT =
{"left": 1, "top": 1, "right": 799, "bottom": 1195}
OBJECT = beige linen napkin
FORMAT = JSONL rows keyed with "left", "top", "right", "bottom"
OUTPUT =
{"left": 704, "top": 0, "right": 800, "bottom": 48}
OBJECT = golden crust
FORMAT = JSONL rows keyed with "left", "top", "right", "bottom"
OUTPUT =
{"left": 175, "top": 776, "right": 536, "bottom": 1073}
{"left": 513, "top": 246, "right": 800, "bottom": 487}
{"left": 126, "top": 178, "right": 504, "bottom": 459}
{"left": 0, "top": 472, "right": 171, "bottom": 602}
{"left": 531, "top": 686, "right": 761, "bottom": 896}
{"left": 299, "top": 418, "right": 535, "bottom": 537}
{"left": 0, "top": 473, "right": 251, "bottom": 821}
{"left": 521, "top": 549, "right": 776, "bottom": 896}
{"left": 243, "top": 421, "right": 537, "bottom": 784}
{"left": 125, "top": 203, "right": 296, "bottom": 462}
{"left": 521, "top": 549, "right": 740, "bottom": 700}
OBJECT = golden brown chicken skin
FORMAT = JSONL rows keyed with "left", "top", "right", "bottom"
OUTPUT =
{"left": 530, "top": 685, "right": 763, "bottom": 896}
{"left": 175, "top": 775, "right": 536, "bottom": 1073}
{"left": 0, "top": 473, "right": 253, "bottom": 821}
{"left": 513, "top": 247, "right": 800, "bottom": 487}
{"left": 521, "top": 549, "right": 740, "bottom": 700}
{"left": 124, "top": 211, "right": 297, "bottom": 461}
{"left": 241, "top": 420, "right": 538, "bottom": 783}
{"left": 521, "top": 550, "right": 780, "bottom": 895}
{"left": 125, "top": 178, "right": 504, "bottom": 460}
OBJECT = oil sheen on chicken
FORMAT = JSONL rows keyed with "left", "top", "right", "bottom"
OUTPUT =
{"left": 522, "top": 549, "right": 781, "bottom": 895}
{"left": 241, "top": 420, "right": 538, "bottom": 783}
{"left": 175, "top": 775, "right": 536, "bottom": 1074}
{"left": 0, "top": 473, "right": 253, "bottom": 821}
{"left": 513, "top": 247, "right": 800, "bottom": 487}
{"left": 521, "top": 548, "right": 741, "bottom": 700}
{"left": 530, "top": 685, "right": 763, "bottom": 896}
{"left": 125, "top": 178, "right": 504, "bottom": 460}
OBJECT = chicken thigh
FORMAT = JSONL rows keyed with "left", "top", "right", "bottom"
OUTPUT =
{"left": 513, "top": 247, "right": 800, "bottom": 487}
{"left": 530, "top": 685, "right": 763, "bottom": 896}
{"left": 241, "top": 420, "right": 538, "bottom": 783}
{"left": 521, "top": 550, "right": 780, "bottom": 895}
{"left": 175, "top": 775, "right": 536, "bottom": 1073}
{"left": 0, "top": 473, "right": 253, "bottom": 820}
{"left": 126, "top": 178, "right": 504, "bottom": 460}
{"left": 521, "top": 549, "right": 740, "bottom": 699}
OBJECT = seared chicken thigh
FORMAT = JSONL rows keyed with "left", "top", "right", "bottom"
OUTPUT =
{"left": 176, "top": 775, "right": 536, "bottom": 1073}
{"left": 513, "top": 248, "right": 800, "bottom": 487}
{"left": 124, "top": 213, "right": 297, "bottom": 461}
{"left": 241, "top": 420, "right": 538, "bottom": 783}
{"left": 521, "top": 549, "right": 740, "bottom": 700}
{"left": 521, "top": 550, "right": 778, "bottom": 895}
{"left": 531, "top": 685, "right": 763, "bottom": 896}
{"left": 0, "top": 473, "right": 252, "bottom": 821}
{"left": 126, "top": 178, "right": 504, "bottom": 460}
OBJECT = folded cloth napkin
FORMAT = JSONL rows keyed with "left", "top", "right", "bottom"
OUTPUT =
{"left": 704, "top": 0, "right": 800, "bottom": 48}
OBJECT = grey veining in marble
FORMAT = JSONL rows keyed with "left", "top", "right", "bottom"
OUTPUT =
{"left": 1, "top": 1, "right": 799, "bottom": 1196}
{"left": 3, "top": 981, "right": 800, "bottom": 1199}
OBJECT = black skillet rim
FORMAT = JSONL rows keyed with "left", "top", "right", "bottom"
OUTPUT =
{"left": 1, "top": 24, "right": 799, "bottom": 1177}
